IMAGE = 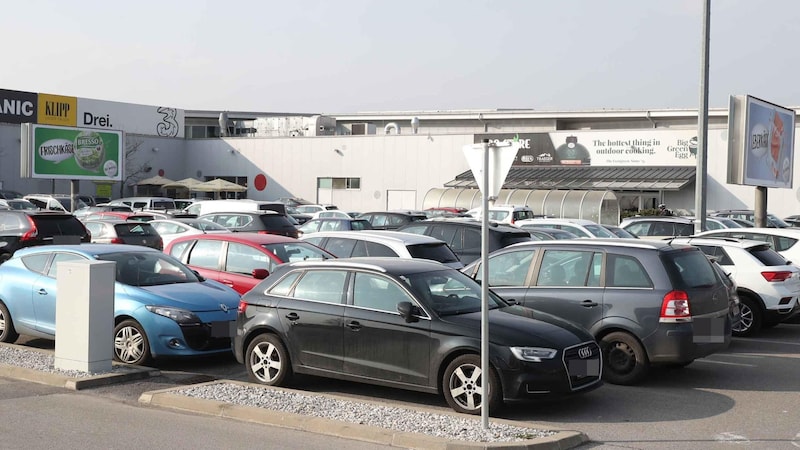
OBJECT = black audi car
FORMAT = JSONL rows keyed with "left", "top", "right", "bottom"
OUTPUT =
{"left": 234, "top": 257, "right": 602, "bottom": 415}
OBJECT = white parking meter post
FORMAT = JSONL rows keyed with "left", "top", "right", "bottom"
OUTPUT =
{"left": 463, "top": 138, "right": 520, "bottom": 428}
{"left": 54, "top": 260, "right": 116, "bottom": 373}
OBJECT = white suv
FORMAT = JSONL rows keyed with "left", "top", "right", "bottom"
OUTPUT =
{"left": 465, "top": 205, "right": 537, "bottom": 225}
{"left": 514, "top": 218, "right": 618, "bottom": 238}
{"left": 671, "top": 236, "right": 800, "bottom": 336}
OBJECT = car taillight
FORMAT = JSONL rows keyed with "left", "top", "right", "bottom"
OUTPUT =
{"left": 660, "top": 290, "right": 691, "bottom": 322}
{"left": 156, "top": 237, "right": 163, "bottom": 250}
{"left": 110, "top": 237, "right": 124, "bottom": 244}
{"left": 238, "top": 299, "right": 248, "bottom": 314}
{"left": 20, "top": 216, "right": 38, "bottom": 241}
{"left": 761, "top": 271, "right": 793, "bottom": 282}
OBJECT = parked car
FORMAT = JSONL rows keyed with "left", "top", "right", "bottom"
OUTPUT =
{"left": 710, "top": 210, "right": 790, "bottom": 228}
{"left": 424, "top": 207, "right": 469, "bottom": 218}
{"left": 461, "top": 239, "right": 734, "bottom": 385}
{"left": 107, "top": 196, "right": 178, "bottom": 212}
{"left": 396, "top": 217, "right": 532, "bottom": 265}
{"left": 0, "top": 189, "right": 23, "bottom": 200}
{"left": 23, "top": 194, "right": 88, "bottom": 212}
{"left": 234, "top": 258, "right": 602, "bottom": 415}
{"left": 83, "top": 219, "right": 164, "bottom": 251}
{"left": 620, "top": 216, "right": 694, "bottom": 239}
{"left": 0, "top": 244, "right": 240, "bottom": 365}
{"left": 297, "top": 218, "right": 373, "bottom": 236}
{"left": 79, "top": 211, "right": 157, "bottom": 222}
{"left": 670, "top": 237, "right": 800, "bottom": 335}
{"left": 516, "top": 226, "right": 580, "bottom": 240}
{"left": 0, "top": 199, "right": 38, "bottom": 211}
{"left": 301, "top": 230, "right": 464, "bottom": 269}
{"left": 465, "top": 205, "right": 538, "bottom": 225}
{"left": 357, "top": 210, "right": 428, "bottom": 230}
{"left": 73, "top": 205, "right": 135, "bottom": 220}
{"left": 149, "top": 218, "right": 230, "bottom": 248}
{"left": 199, "top": 211, "right": 299, "bottom": 238}
{"left": 602, "top": 225, "right": 638, "bottom": 238}
{"left": 293, "top": 204, "right": 339, "bottom": 214}
{"left": 309, "top": 210, "right": 352, "bottom": 220}
{"left": 165, "top": 233, "right": 335, "bottom": 294}
{"left": 694, "top": 228, "right": 800, "bottom": 266}
{"left": 514, "top": 218, "right": 618, "bottom": 238}
{"left": 0, "top": 211, "right": 90, "bottom": 264}
{"left": 184, "top": 199, "right": 288, "bottom": 217}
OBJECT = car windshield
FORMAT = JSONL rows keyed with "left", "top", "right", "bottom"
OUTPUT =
{"left": 186, "top": 219, "right": 228, "bottom": 231}
{"left": 97, "top": 251, "right": 200, "bottom": 286}
{"left": 406, "top": 243, "right": 461, "bottom": 264}
{"left": 262, "top": 242, "right": 333, "bottom": 262}
{"left": 584, "top": 224, "right": 617, "bottom": 238}
{"left": 401, "top": 269, "right": 505, "bottom": 316}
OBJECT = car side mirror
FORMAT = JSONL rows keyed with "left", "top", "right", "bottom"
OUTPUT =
{"left": 252, "top": 268, "right": 269, "bottom": 279}
{"left": 397, "top": 301, "right": 420, "bottom": 323}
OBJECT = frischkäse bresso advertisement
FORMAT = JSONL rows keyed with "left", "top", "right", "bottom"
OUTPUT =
{"left": 476, "top": 130, "right": 699, "bottom": 167}
{"left": 22, "top": 124, "right": 124, "bottom": 181}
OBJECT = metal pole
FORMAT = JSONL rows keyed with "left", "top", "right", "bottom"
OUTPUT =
{"left": 694, "top": 0, "right": 710, "bottom": 233}
{"left": 480, "top": 139, "right": 490, "bottom": 429}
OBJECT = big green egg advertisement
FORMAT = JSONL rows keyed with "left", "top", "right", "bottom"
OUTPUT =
{"left": 30, "top": 124, "right": 123, "bottom": 181}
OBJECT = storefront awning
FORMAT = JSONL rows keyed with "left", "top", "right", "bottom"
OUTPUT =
{"left": 444, "top": 166, "right": 696, "bottom": 191}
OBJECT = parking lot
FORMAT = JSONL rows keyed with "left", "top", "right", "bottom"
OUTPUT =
{"left": 15, "top": 322, "right": 800, "bottom": 448}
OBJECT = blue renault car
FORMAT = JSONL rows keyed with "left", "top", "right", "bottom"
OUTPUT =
{"left": 0, "top": 244, "right": 241, "bottom": 365}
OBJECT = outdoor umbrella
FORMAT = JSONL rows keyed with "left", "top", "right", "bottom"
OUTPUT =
{"left": 136, "top": 175, "right": 175, "bottom": 186}
{"left": 191, "top": 178, "right": 247, "bottom": 198}
{"left": 161, "top": 177, "right": 204, "bottom": 189}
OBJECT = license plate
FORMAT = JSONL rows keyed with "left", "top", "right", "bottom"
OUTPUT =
{"left": 210, "top": 321, "right": 233, "bottom": 338}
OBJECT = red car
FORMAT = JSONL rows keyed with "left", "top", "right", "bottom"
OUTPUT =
{"left": 164, "top": 233, "right": 335, "bottom": 294}
{"left": 80, "top": 211, "right": 156, "bottom": 222}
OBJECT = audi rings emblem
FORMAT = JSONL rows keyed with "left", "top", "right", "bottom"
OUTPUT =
{"left": 578, "top": 346, "right": 592, "bottom": 359}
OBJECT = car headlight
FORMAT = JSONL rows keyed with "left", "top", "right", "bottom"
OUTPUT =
{"left": 510, "top": 346, "right": 558, "bottom": 362}
{"left": 145, "top": 305, "right": 201, "bottom": 325}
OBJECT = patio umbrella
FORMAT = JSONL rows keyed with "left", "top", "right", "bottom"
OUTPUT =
{"left": 136, "top": 175, "right": 175, "bottom": 186}
{"left": 161, "top": 177, "right": 204, "bottom": 189}
{"left": 191, "top": 178, "right": 247, "bottom": 193}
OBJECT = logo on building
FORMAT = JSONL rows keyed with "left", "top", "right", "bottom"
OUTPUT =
{"left": 0, "top": 89, "right": 37, "bottom": 124}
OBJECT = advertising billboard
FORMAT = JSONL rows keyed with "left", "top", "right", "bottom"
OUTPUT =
{"left": 475, "top": 129, "right": 698, "bottom": 167}
{"left": 21, "top": 124, "right": 124, "bottom": 181}
{"left": 38, "top": 93, "right": 78, "bottom": 127}
{"left": 728, "top": 95, "right": 795, "bottom": 189}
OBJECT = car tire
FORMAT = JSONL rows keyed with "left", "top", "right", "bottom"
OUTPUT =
{"left": 732, "top": 296, "right": 762, "bottom": 337}
{"left": 246, "top": 333, "right": 292, "bottom": 386}
{"left": 0, "top": 301, "right": 19, "bottom": 343}
{"left": 113, "top": 319, "right": 151, "bottom": 365}
{"left": 600, "top": 331, "right": 649, "bottom": 385}
{"left": 442, "top": 354, "right": 502, "bottom": 415}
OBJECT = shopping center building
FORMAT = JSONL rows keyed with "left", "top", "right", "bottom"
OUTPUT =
{"left": 1, "top": 87, "right": 797, "bottom": 224}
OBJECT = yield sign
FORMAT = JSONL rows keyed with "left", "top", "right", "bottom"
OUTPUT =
{"left": 462, "top": 140, "right": 521, "bottom": 198}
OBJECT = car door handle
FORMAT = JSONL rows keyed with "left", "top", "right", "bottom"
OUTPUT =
{"left": 220, "top": 280, "right": 234, "bottom": 287}
{"left": 285, "top": 312, "right": 299, "bottom": 321}
{"left": 346, "top": 320, "right": 362, "bottom": 331}
{"left": 581, "top": 300, "right": 599, "bottom": 307}
{"left": 38, "top": 288, "right": 48, "bottom": 295}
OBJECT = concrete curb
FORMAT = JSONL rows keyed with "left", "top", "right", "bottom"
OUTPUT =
{"left": 139, "top": 380, "right": 589, "bottom": 450}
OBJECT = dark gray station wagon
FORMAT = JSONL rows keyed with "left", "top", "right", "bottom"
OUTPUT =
{"left": 462, "top": 239, "right": 735, "bottom": 385}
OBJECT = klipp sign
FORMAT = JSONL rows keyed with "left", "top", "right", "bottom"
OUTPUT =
{"left": 21, "top": 124, "right": 123, "bottom": 181}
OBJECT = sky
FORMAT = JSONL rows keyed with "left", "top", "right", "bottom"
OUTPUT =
{"left": 1, "top": 0, "right": 796, "bottom": 114}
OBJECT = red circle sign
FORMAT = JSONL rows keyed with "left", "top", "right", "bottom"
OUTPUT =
{"left": 254, "top": 173, "right": 267, "bottom": 191}
{"left": 158, "top": 169, "right": 165, "bottom": 177}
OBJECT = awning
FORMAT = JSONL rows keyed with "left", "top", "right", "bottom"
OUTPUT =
{"left": 444, "top": 166, "right": 696, "bottom": 191}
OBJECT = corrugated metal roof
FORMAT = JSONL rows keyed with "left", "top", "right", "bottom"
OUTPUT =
{"left": 445, "top": 166, "right": 696, "bottom": 191}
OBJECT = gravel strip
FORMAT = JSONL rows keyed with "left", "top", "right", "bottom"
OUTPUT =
{"left": 0, "top": 345, "right": 556, "bottom": 443}
{"left": 0, "top": 345, "right": 131, "bottom": 378}
{"left": 177, "top": 382, "right": 555, "bottom": 443}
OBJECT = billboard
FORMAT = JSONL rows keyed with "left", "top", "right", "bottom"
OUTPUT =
{"left": 475, "top": 129, "right": 698, "bottom": 167}
{"left": 728, "top": 95, "right": 795, "bottom": 189}
{"left": 21, "top": 124, "right": 124, "bottom": 181}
